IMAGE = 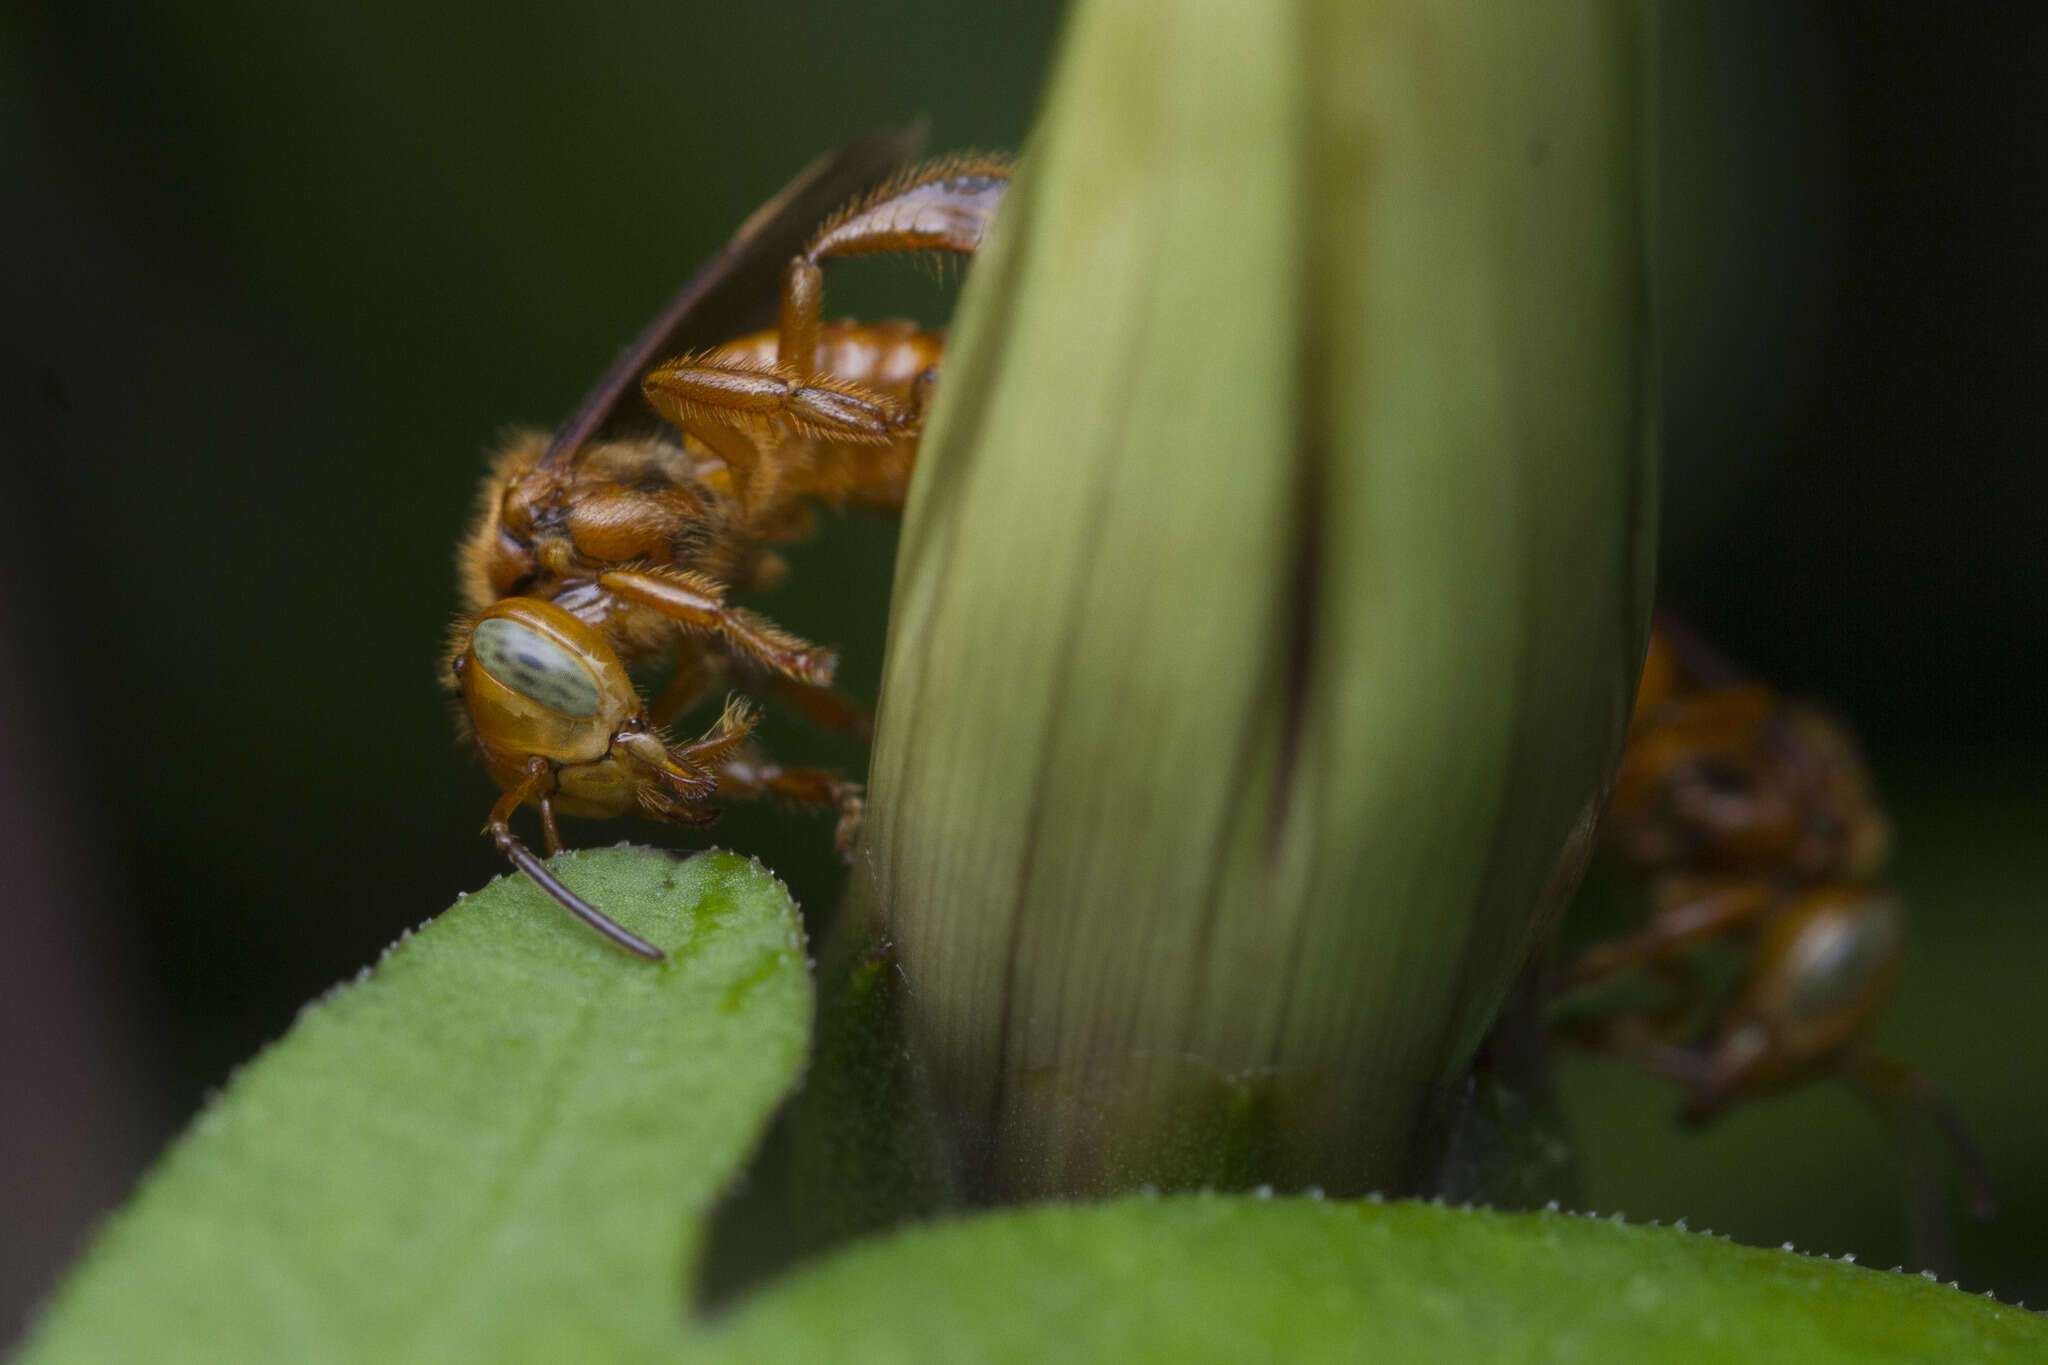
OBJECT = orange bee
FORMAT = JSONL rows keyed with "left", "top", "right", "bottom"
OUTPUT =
{"left": 1557, "top": 612, "right": 1991, "bottom": 1225}
{"left": 446, "top": 132, "right": 1011, "bottom": 958}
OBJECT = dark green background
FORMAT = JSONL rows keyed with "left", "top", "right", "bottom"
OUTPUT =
{"left": 4, "top": 0, "right": 2043, "bottom": 1335}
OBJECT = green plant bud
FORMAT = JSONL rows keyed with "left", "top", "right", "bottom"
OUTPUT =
{"left": 851, "top": 0, "right": 1655, "bottom": 1200}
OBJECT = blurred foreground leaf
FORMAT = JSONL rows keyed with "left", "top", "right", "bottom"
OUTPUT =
{"left": 21, "top": 849, "right": 2036, "bottom": 1362}
{"left": 702, "top": 1196, "right": 2045, "bottom": 1364}
{"left": 21, "top": 849, "right": 810, "bottom": 1365}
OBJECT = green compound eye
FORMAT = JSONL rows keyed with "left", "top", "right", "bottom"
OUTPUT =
{"left": 1792, "top": 896, "right": 1902, "bottom": 1019}
{"left": 471, "top": 616, "right": 602, "bottom": 718}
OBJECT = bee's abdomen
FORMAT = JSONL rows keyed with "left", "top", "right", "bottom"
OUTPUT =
{"left": 714, "top": 319, "right": 943, "bottom": 397}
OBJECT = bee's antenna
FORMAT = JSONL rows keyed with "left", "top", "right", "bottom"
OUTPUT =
{"left": 493, "top": 826, "right": 666, "bottom": 961}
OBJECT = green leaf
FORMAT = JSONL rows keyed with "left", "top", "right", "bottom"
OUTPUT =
{"left": 699, "top": 1196, "right": 2046, "bottom": 1364}
{"left": 20, "top": 848, "right": 810, "bottom": 1365}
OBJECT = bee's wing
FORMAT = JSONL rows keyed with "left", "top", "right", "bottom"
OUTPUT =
{"left": 540, "top": 124, "right": 927, "bottom": 469}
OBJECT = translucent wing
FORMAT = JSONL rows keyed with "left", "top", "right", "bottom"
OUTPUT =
{"left": 539, "top": 125, "right": 926, "bottom": 471}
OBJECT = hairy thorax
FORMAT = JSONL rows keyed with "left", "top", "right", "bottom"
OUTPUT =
{"left": 459, "top": 430, "right": 743, "bottom": 630}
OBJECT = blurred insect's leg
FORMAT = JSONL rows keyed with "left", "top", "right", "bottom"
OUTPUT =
{"left": 1851, "top": 1055, "right": 1990, "bottom": 1219}
{"left": 765, "top": 670, "right": 874, "bottom": 741}
{"left": 1640, "top": 955, "right": 1711, "bottom": 1038}
{"left": 1846, "top": 1054, "right": 1991, "bottom": 1279}
{"left": 1554, "top": 1007, "right": 1753, "bottom": 1131}
{"left": 714, "top": 751, "right": 856, "bottom": 804}
{"left": 1554, "top": 879, "right": 1776, "bottom": 994}
{"left": 485, "top": 758, "right": 663, "bottom": 960}
{"left": 598, "top": 567, "right": 836, "bottom": 688}
{"left": 1554, "top": 1009, "right": 1711, "bottom": 1089}
{"left": 717, "top": 750, "right": 864, "bottom": 858}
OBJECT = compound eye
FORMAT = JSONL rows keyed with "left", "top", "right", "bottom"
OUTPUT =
{"left": 1792, "top": 895, "right": 1901, "bottom": 1019}
{"left": 471, "top": 616, "right": 602, "bottom": 717}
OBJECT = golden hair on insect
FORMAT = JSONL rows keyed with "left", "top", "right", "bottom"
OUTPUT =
{"left": 445, "top": 132, "right": 1008, "bottom": 957}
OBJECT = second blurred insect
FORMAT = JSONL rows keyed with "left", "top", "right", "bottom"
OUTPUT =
{"left": 1554, "top": 613, "right": 1990, "bottom": 1233}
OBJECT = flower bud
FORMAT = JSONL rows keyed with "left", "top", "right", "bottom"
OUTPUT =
{"left": 850, "top": 0, "right": 1654, "bottom": 1201}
